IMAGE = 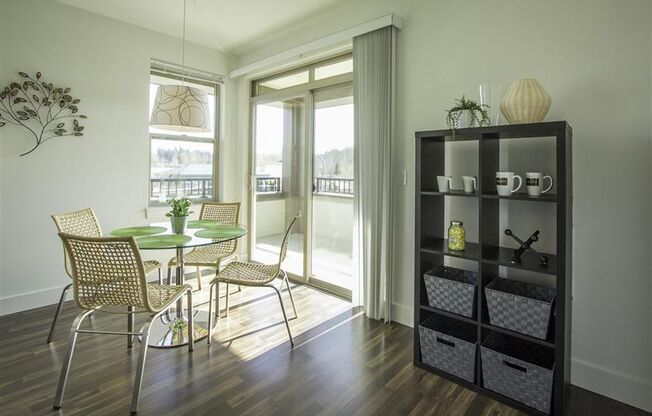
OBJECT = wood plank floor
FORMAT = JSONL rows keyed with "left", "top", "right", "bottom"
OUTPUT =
{"left": 0, "top": 281, "right": 648, "bottom": 416}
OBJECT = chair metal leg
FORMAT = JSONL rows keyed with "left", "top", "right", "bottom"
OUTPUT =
{"left": 207, "top": 282, "right": 215, "bottom": 345}
{"left": 129, "top": 313, "right": 156, "bottom": 414}
{"left": 283, "top": 274, "right": 298, "bottom": 319}
{"left": 216, "top": 282, "right": 220, "bottom": 321}
{"left": 127, "top": 306, "right": 134, "bottom": 348}
{"left": 47, "top": 283, "right": 73, "bottom": 343}
{"left": 187, "top": 289, "right": 194, "bottom": 352}
{"left": 195, "top": 266, "right": 202, "bottom": 290}
{"left": 270, "top": 286, "right": 294, "bottom": 347}
{"left": 167, "top": 266, "right": 172, "bottom": 286}
{"left": 52, "top": 309, "right": 93, "bottom": 409}
{"left": 225, "top": 283, "right": 230, "bottom": 317}
{"left": 158, "top": 268, "right": 162, "bottom": 285}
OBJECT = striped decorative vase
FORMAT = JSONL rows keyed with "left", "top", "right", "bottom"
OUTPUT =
{"left": 500, "top": 79, "right": 551, "bottom": 124}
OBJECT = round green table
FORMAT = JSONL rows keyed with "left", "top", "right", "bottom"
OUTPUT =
{"left": 110, "top": 222, "right": 247, "bottom": 348}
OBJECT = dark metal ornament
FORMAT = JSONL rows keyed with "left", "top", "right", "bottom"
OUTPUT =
{"left": 0, "top": 71, "right": 87, "bottom": 156}
{"left": 504, "top": 228, "right": 549, "bottom": 266}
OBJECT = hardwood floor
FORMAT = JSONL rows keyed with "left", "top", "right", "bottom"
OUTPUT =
{"left": 0, "top": 280, "right": 648, "bottom": 416}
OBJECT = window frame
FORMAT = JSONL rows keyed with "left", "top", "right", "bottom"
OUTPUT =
{"left": 148, "top": 69, "right": 221, "bottom": 207}
{"left": 252, "top": 53, "right": 353, "bottom": 98}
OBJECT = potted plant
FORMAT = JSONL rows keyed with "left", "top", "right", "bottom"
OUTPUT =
{"left": 166, "top": 197, "right": 193, "bottom": 234}
{"left": 445, "top": 95, "right": 490, "bottom": 130}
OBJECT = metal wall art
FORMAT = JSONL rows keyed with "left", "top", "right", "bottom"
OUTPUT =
{"left": 0, "top": 71, "right": 87, "bottom": 156}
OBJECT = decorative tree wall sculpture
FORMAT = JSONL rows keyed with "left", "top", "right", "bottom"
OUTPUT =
{"left": 0, "top": 71, "right": 86, "bottom": 156}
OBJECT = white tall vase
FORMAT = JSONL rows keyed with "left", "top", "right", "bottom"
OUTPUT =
{"left": 500, "top": 79, "right": 551, "bottom": 124}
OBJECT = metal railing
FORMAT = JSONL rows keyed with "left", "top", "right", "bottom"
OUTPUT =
{"left": 254, "top": 176, "right": 353, "bottom": 195}
{"left": 315, "top": 177, "right": 354, "bottom": 195}
{"left": 150, "top": 176, "right": 212, "bottom": 201}
{"left": 256, "top": 177, "right": 282, "bottom": 194}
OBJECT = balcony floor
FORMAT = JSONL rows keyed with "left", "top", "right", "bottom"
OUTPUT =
{"left": 255, "top": 233, "right": 353, "bottom": 290}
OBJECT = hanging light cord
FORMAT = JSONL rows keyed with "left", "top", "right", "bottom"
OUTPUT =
{"left": 181, "top": 0, "right": 187, "bottom": 85}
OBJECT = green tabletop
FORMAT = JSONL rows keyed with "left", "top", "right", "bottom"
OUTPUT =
{"left": 110, "top": 226, "right": 167, "bottom": 237}
{"left": 136, "top": 234, "right": 192, "bottom": 249}
{"left": 110, "top": 222, "right": 247, "bottom": 250}
{"left": 194, "top": 226, "right": 248, "bottom": 239}
{"left": 187, "top": 219, "right": 224, "bottom": 229}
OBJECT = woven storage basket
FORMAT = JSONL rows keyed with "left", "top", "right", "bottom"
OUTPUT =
{"left": 424, "top": 266, "right": 478, "bottom": 317}
{"left": 481, "top": 332, "right": 554, "bottom": 413}
{"left": 418, "top": 315, "right": 477, "bottom": 382}
{"left": 485, "top": 278, "right": 555, "bottom": 339}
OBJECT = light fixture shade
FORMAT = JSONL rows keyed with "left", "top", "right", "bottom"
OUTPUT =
{"left": 150, "top": 85, "right": 210, "bottom": 132}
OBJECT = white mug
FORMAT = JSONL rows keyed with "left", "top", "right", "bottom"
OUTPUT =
{"left": 462, "top": 176, "right": 476, "bottom": 193}
{"left": 496, "top": 172, "right": 522, "bottom": 196}
{"left": 526, "top": 172, "right": 553, "bottom": 197}
{"left": 437, "top": 176, "right": 453, "bottom": 192}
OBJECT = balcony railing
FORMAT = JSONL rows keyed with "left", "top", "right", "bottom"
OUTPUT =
{"left": 254, "top": 176, "right": 353, "bottom": 196}
{"left": 256, "top": 177, "right": 282, "bottom": 194}
{"left": 150, "top": 176, "right": 212, "bottom": 201}
{"left": 150, "top": 176, "right": 353, "bottom": 201}
{"left": 315, "top": 177, "right": 353, "bottom": 195}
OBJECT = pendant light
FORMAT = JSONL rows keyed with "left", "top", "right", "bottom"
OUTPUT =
{"left": 150, "top": 0, "right": 210, "bottom": 132}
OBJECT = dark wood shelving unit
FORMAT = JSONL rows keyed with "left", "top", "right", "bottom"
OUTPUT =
{"left": 414, "top": 121, "right": 572, "bottom": 415}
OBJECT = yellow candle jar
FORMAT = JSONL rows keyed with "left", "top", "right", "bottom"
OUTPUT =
{"left": 448, "top": 220, "right": 466, "bottom": 251}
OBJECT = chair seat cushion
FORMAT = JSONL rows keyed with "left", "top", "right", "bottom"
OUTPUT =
{"left": 212, "top": 262, "right": 279, "bottom": 286}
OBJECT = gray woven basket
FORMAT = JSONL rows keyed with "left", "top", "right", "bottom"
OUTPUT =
{"left": 419, "top": 315, "right": 476, "bottom": 382}
{"left": 424, "top": 266, "right": 478, "bottom": 317}
{"left": 485, "top": 278, "right": 555, "bottom": 339}
{"left": 481, "top": 332, "right": 555, "bottom": 413}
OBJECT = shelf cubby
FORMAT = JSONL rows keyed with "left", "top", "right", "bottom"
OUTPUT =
{"left": 414, "top": 121, "right": 572, "bottom": 416}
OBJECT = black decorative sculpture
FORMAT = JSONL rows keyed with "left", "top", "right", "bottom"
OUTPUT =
{"left": 0, "top": 71, "right": 86, "bottom": 156}
{"left": 504, "top": 229, "right": 549, "bottom": 266}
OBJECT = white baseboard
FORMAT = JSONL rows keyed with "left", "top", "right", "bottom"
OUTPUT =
{"left": 391, "top": 302, "right": 413, "bottom": 327}
{"left": 390, "top": 302, "right": 651, "bottom": 412}
{"left": 571, "top": 357, "right": 651, "bottom": 412}
{"left": 0, "top": 286, "right": 66, "bottom": 316}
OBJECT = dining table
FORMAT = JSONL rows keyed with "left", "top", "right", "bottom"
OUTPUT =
{"left": 110, "top": 220, "right": 247, "bottom": 348}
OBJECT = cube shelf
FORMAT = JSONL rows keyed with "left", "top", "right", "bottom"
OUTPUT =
{"left": 414, "top": 121, "right": 572, "bottom": 416}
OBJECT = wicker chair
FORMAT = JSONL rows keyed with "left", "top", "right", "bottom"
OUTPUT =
{"left": 53, "top": 233, "right": 193, "bottom": 414}
{"left": 49, "top": 208, "right": 162, "bottom": 343}
{"left": 167, "top": 202, "right": 241, "bottom": 291}
{"left": 207, "top": 216, "right": 298, "bottom": 346}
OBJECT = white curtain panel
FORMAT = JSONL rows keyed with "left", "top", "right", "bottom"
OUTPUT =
{"left": 353, "top": 26, "right": 396, "bottom": 321}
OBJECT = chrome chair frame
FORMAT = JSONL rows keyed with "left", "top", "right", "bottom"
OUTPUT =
{"left": 52, "top": 234, "right": 192, "bottom": 414}
{"left": 48, "top": 208, "right": 162, "bottom": 343}
{"left": 207, "top": 217, "right": 299, "bottom": 347}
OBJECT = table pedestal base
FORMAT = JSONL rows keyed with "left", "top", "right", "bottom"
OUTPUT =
{"left": 146, "top": 309, "right": 211, "bottom": 348}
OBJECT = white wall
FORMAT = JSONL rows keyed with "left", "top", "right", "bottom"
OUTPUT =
{"left": 233, "top": 0, "right": 652, "bottom": 411}
{"left": 0, "top": 0, "right": 234, "bottom": 312}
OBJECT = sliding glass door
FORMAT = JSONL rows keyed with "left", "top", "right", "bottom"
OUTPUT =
{"left": 249, "top": 56, "right": 355, "bottom": 298}
{"left": 309, "top": 86, "right": 354, "bottom": 294}
{"left": 251, "top": 97, "right": 305, "bottom": 279}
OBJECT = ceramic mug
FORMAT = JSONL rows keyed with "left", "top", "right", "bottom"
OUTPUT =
{"left": 462, "top": 176, "right": 477, "bottom": 193}
{"left": 496, "top": 172, "right": 522, "bottom": 196}
{"left": 526, "top": 172, "right": 553, "bottom": 197}
{"left": 437, "top": 176, "right": 453, "bottom": 192}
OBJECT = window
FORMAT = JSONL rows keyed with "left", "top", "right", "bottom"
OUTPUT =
{"left": 148, "top": 72, "right": 218, "bottom": 204}
{"left": 252, "top": 54, "right": 352, "bottom": 97}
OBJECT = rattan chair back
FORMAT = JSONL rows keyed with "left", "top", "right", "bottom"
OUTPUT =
{"left": 52, "top": 208, "right": 103, "bottom": 278}
{"left": 58, "top": 233, "right": 152, "bottom": 311}
{"left": 198, "top": 202, "right": 241, "bottom": 255}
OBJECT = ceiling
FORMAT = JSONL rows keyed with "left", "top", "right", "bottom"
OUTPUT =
{"left": 57, "top": 0, "right": 348, "bottom": 54}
